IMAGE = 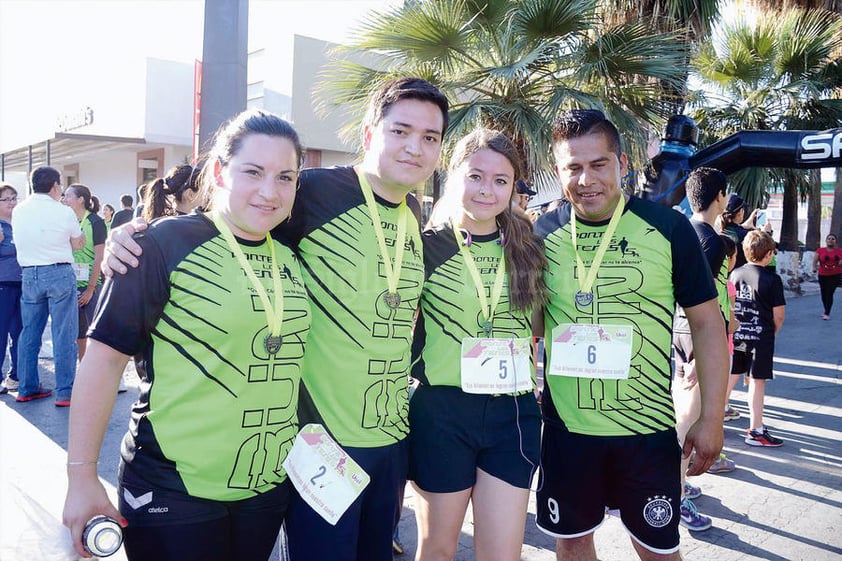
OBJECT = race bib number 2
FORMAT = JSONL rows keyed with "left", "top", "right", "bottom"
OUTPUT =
{"left": 548, "top": 323, "right": 633, "bottom": 379}
{"left": 282, "top": 424, "right": 370, "bottom": 525}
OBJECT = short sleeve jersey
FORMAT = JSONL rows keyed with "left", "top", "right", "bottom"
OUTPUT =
{"left": 673, "top": 219, "right": 726, "bottom": 334}
{"left": 731, "top": 263, "right": 785, "bottom": 344}
{"left": 410, "top": 223, "right": 534, "bottom": 389}
{"left": 275, "top": 166, "right": 424, "bottom": 448}
{"left": 534, "top": 196, "right": 717, "bottom": 436}
{"left": 73, "top": 211, "right": 107, "bottom": 288}
{"left": 89, "top": 213, "right": 311, "bottom": 502}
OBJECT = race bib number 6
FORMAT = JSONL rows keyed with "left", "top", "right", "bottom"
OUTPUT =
{"left": 548, "top": 323, "right": 633, "bottom": 379}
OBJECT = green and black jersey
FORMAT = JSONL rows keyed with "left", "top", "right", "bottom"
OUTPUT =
{"left": 90, "top": 212, "right": 310, "bottom": 502}
{"left": 534, "top": 197, "right": 716, "bottom": 437}
{"left": 411, "top": 223, "right": 534, "bottom": 388}
{"left": 276, "top": 166, "right": 424, "bottom": 448}
{"left": 73, "top": 211, "right": 107, "bottom": 288}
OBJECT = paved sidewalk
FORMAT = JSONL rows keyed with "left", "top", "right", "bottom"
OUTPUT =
{"left": 2, "top": 291, "right": 840, "bottom": 560}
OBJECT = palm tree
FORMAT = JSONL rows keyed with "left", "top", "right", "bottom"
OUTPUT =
{"left": 689, "top": 7, "right": 842, "bottom": 252}
{"left": 315, "top": 0, "right": 691, "bottom": 195}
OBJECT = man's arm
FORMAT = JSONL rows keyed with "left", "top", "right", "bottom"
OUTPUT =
{"left": 682, "top": 297, "right": 729, "bottom": 476}
{"left": 70, "top": 233, "right": 86, "bottom": 251}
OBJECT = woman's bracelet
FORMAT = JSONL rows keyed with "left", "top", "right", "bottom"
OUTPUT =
{"left": 67, "top": 460, "right": 99, "bottom": 467}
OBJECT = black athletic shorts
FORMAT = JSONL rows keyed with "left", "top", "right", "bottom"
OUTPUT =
{"left": 536, "top": 424, "right": 682, "bottom": 555}
{"left": 731, "top": 338, "right": 774, "bottom": 380}
{"left": 77, "top": 284, "right": 100, "bottom": 339}
{"left": 408, "top": 384, "right": 540, "bottom": 492}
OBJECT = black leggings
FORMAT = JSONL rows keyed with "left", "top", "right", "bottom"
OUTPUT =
{"left": 819, "top": 274, "right": 841, "bottom": 315}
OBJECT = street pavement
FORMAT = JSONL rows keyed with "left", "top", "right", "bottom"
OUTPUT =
{"left": 1, "top": 289, "right": 840, "bottom": 560}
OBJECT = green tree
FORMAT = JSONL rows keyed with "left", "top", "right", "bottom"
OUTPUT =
{"left": 690, "top": 7, "right": 842, "bottom": 251}
{"left": 316, "top": 0, "right": 691, "bottom": 194}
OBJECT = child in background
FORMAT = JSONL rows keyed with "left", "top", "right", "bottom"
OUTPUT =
{"left": 729, "top": 231, "right": 786, "bottom": 447}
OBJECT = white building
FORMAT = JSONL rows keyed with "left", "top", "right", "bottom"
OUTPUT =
{"left": 0, "top": 35, "right": 359, "bottom": 210}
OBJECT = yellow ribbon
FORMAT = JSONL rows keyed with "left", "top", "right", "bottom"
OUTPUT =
{"left": 451, "top": 221, "right": 506, "bottom": 336}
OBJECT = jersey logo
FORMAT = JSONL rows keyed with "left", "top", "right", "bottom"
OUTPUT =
{"left": 643, "top": 496, "right": 673, "bottom": 528}
{"left": 123, "top": 489, "right": 153, "bottom": 510}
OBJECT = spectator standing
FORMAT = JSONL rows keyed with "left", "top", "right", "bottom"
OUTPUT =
{"left": 0, "top": 183, "right": 22, "bottom": 394}
{"left": 533, "top": 109, "right": 728, "bottom": 561}
{"left": 142, "top": 163, "right": 202, "bottom": 222}
{"left": 719, "top": 194, "right": 760, "bottom": 268}
{"left": 62, "top": 184, "right": 107, "bottom": 361}
{"left": 11, "top": 166, "right": 85, "bottom": 405}
{"left": 670, "top": 167, "right": 733, "bottom": 532}
{"left": 102, "top": 204, "right": 115, "bottom": 229}
{"left": 812, "top": 234, "right": 841, "bottom": 320}
{"left": 110, "top": 194, "right": 134, "bottom": 229}
{"left": 731, "top": 230, "right": 786, "bottom": 447}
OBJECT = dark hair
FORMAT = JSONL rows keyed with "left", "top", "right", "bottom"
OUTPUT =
{"left": 120, "top": 194, "right": 134, "bottom": 207}
{"left": 66, "top": 184, "right": 100, "bottom": 214}
{"left": 720, "top": 193, "right": 745, "bottom": 227}
{"left": 686, "top": 167, "right": 727, "bottom": 213}
{"left": 743, "top": 230, "right": 775, "bottom": 263}
{"left": 103, "top": 203, "right": 115, "bottom": 217}
{"left": 446, "top": 128, "right": 547, "bottom": 312}
{"left": 197, "top": 109, "right": 304, "bottom": 210}
{"left": 361, "top": 77, "right": 450, "bottom": 143}
{"left": 0, "top": 183, "right": 17, "bottom": 198}
{"left": 142, "top": 163, "right": 204, "bottom": 222}
{"left": 552, "top": 109, "right": 622, "bottom": 157}
{"left": 719, "top": 233, "right": 737, "bottom": 258}
{"left": 136, "top": 183, "right": 147, "bottom": 206}
{"left": 30, "top": 166, "right": 60, "bottom": 194}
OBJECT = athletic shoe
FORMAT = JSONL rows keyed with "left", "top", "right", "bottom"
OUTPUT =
{"left": 707, "top": 453, "right": 737, "bottom": 474}
{"left": 745, "top": 427, "right": 783, "bottom": 447}
{"left": 0, "top": 385, "right": 6, "bottom": 395}
{"left": 680, "top": 498, "right": 712, "bottom": 531}
{"left": 822, "top": 314, "right": 830, "bottom": 320}
{"left": 55, "top": 398, "right": 71, "bottom": 407}
{"left": 15, "top": 388, "right": 53, "bottom": 402}
{"left": 118, "top": 377, "right": 128, "bottom": 393}
{"left": 683, "top": 481, "right": 702, "bottom": 500}
{"left": 724, "top": 405, "right": 740, "bottom": 421}
{"left": 3, "top": 377, "right": 19, "bottom": 391}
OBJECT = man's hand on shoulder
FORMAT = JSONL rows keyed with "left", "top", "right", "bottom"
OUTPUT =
{"left": 102, "top": 218, "right": 148, "bottom": 277}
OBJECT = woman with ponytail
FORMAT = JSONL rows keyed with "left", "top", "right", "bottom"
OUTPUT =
{"left": 409, "top": 128, "right": 547, "bottom": 561}
{"left": 142, "top": 162, "right": 202, "bottom": 223}
{"left": 62, "top": 184, "right": 106, "bottom": 362}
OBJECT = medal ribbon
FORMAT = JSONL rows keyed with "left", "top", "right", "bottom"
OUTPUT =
{"left": 211, "top": 211, "right": 284, "bottom": 339}
{"left": 355, "top": 167, "right": 408, "bottom": 297}
{"left": 571, "top": 196, "right": 625, "bottom": 297}
{"left": 451, "top": 221, "right": 506, "bottom": 332}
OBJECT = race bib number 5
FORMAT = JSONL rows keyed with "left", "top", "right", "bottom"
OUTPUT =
{"left": 548, "top": 323, "right": 633, "bottom": 379}
{"left": 282, "top": 424, "right": 370, "bottom": 525}
{"left": 460, "top": 337, "right": 534, "bottom": 394}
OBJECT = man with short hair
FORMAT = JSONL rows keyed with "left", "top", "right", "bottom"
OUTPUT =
{"left": 534, "top": 110, "right": 728, "bottom": 561}
{"left": 671, "top": 167, "right": 734, "bottom": 532}
{"left": 11, "top": 166, "right": 85, "bottom": 405}
{"left": 109, "top": 194, "right": 134, "bottom": 229}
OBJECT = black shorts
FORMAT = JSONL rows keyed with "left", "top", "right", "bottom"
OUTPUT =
{"left": 672, "top": 332, "right": 693, "bottom": 378}
{"left": 536, "top": 425, "right": 681, "bottom": 554}
{"left": 408, "top": 384, "right": 540, "bottom": 492}
{"left": 77, "top": 284, "right": 101, "bottom": 339}
{"left": 731, "top": 338, "right": 774, "bottom": 380}
{"left": 119, "top": 464, "right": 291, "bottom": 561}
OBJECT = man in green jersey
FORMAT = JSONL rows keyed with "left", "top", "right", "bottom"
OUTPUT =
{"left": 534, "top": 110, "right": 728, "bottom": 561}
{"left": 103, "top": 78, "right": 449, "bottom": 561}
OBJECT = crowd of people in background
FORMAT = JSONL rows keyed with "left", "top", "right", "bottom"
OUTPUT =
{"left": 0, "top": 77, "right": 835, "bottom": 561}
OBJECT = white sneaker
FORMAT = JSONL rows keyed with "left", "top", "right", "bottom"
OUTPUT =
{"left": 3, "top": 377, "right": 19, "bottom": 391}
{"left": 117, "top": 377, "right": 128, "bottom": 393}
